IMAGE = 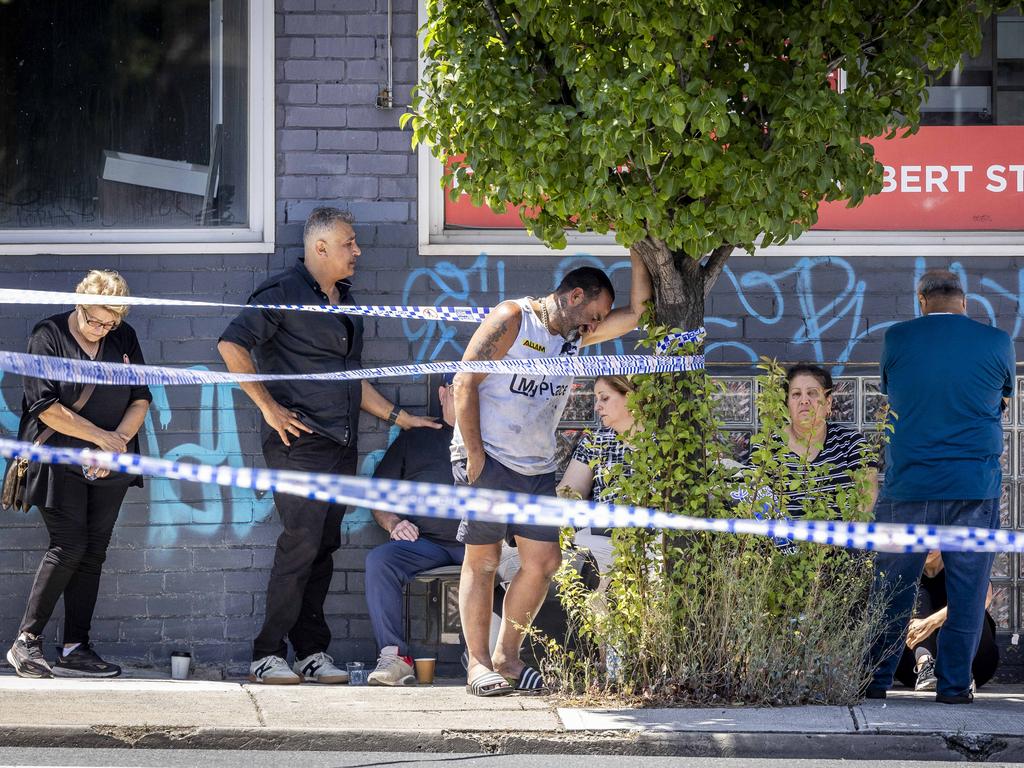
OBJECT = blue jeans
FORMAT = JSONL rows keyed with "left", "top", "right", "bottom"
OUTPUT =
{"left": 365, "top": 537, "right": 464, "bottom": 656}
{"left": 869, "top": 497, "right": 999, "bottom": 697}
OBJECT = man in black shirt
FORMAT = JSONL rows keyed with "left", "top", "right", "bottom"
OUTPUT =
{"left": 365, "top": 374, "right": 463, "bottom": 686}
{"left": 218, "top": 207, "right": 439, "bottom": 685}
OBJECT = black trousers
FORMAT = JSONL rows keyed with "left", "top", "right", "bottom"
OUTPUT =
{"left": 253, "top": 431, "right": 356, "bottom": 661}
{"left": 895, "top": 582, "right": 1000, "bottom": 689}
{"left": 20, "top": 469, "right": 129, "bottom": 645}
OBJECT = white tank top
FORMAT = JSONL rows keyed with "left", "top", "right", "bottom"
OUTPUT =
{"left": 451, "top": 297, "right": 579, "bottom": 475}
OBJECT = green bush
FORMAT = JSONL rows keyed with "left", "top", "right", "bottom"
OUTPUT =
{"left": 547, "top": 329, "right": 884, "bottom": 705}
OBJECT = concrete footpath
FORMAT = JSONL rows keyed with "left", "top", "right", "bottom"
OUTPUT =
{"left": 0, "top": 672, "right": 1022, "bottom": 762}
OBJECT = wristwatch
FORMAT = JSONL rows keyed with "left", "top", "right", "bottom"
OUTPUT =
{"left": 386, "top": 405, "right": 402, "bottom": 424}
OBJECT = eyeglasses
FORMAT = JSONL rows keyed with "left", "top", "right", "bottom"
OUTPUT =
{"left": 79, "top": 308, "right": 120, "bottom": 331}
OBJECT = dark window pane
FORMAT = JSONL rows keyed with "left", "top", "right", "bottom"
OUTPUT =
{"left": 0, "top": 0, "right": 248, "bottom": 230}
{"left": 921, "top": 13, "right": 1024, "bottom": 126}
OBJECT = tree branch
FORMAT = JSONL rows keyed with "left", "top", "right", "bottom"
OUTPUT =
{"left": 701, "top": 244, "right": 735, "bottom": 298}
{"left": 482, "top": 0, "right": 513, "bottom": 50}
{"left": 828, "top": 4, "right": 922, "bottom": 72}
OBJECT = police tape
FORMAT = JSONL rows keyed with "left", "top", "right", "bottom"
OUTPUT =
{"left": 0, "top": 437, "right": 1019, "bottom": 554}
{"left": 0, "top": 288, "right": 710, "bottom": 352}
{"left": 0, "top": 288, "right": 488, "bottom": 323}
{"left": 0, "top": 349, "right": 705, "bottom": 386}
{"left": 656, "top": 327, "right": 707, "bottom": 355}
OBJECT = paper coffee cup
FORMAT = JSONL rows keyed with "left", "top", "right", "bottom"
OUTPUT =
{"left": 414, "top": 657, "right": 436, "bottom": 684}
{"left": 170, "top": 651, "right": 191, "bottom": 680}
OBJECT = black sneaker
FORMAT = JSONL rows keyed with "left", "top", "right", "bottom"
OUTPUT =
{"left": 862, "top": 684, "right": 887, "bottom": 700}
{"left": 52, "top": 643, "right": 121, "bottom": 678}
{"left": 936, "top": 690, "right": 974, "bottom": 705}
{"left": 914, "top": 657, "right": 937, "bottom": 692}
{"left": 6, "top": 635, "right": 52, "bottom": 679}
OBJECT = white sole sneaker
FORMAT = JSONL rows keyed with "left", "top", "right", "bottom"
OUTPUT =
{"left": 368, "top": 672, "right": 416, "bottom": 686}
{"left": 247, "top": 672, "right": 301, "bottom": 685}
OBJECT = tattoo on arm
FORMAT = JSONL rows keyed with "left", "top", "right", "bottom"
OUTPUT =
{"left": 469, "top": 317, "right": 510, "bottom": 361}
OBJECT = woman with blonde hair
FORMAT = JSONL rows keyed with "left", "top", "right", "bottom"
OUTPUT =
{"left": 6, "top": 270, "right": 151, "bottom": 678}
{"left": 556, "top": 374, "right": 636, "bottom": 573}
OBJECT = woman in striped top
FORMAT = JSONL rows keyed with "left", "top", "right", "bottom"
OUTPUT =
{"left": 777, "top": 363, "right": 878, "bottom": 520}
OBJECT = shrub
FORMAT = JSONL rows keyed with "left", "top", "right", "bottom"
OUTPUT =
{"left": 546, "top": 332, "right": 884, "bottom": 705}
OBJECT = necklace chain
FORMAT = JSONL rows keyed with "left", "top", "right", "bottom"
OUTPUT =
{"left": 538, "top": 297, "right": 551, "bottom": 334}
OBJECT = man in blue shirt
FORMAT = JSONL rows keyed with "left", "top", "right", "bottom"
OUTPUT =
{"left": 867, "top": 270, "right": 1014, "bottom": 704}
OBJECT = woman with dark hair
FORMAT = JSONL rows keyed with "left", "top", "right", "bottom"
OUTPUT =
{"left": 777, "top": 363, "right": 878, "bottom": 520}
{"left": 5, "top": 270, "right": 151, "bottom": 679}
{"left": 746, "top": 364, "right": 878, "bottom": 553}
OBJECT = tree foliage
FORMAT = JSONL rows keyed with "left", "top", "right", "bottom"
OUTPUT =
{"left": 408, "top": 0, "right": 1003, "bottom": 324}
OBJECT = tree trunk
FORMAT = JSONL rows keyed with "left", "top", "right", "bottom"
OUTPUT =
{"left": 630, "top": 238, "right": 733, "bottom": 332}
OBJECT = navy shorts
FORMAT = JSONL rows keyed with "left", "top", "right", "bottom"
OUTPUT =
{"left": 452, "top": 455, "right": 559, "bottom": 545}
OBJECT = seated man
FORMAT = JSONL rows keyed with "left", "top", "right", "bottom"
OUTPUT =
{"left": 365, "top": 375, "right": 463, "bottom": 686}
{"left": 895, "top": 550, "right": 1000, "bottom": 692}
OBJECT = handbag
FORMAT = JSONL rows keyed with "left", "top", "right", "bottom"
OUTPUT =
{"left": 2, "top": 338, "right": 104, "bottom": 513}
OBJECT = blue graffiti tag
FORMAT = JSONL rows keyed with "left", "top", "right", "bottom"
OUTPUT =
{"left": 402, "top": 254, "right": 505, "bottom": 363}
{"left": 142, "top": 375, "right": 275, "bottom": 547}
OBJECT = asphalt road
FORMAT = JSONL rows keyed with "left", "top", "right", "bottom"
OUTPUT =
{"left": 1, "top": 750, "right": 1023, "bottom": 768}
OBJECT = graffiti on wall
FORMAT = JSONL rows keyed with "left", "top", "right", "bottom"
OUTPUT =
{"left": 140, "top": 378, "right": 277, "bottom": 547}
{"left": 1, "top": 254, "right": 1022, "bottom": 544}
{"left": 401, "top": 254, "right": 1024, "bottom": 372}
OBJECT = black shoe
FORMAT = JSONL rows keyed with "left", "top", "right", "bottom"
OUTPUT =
{"left": 863, "top": 686, "right": 887, "bottom": 700}
{"left": 936, "top": 690, "right": 974, "bottom": 704}
{"left": 52, "top": 643, "right": 121, "bottom": 678}
{"left": 6, "top": 635, "right": 52, "bottom": 679}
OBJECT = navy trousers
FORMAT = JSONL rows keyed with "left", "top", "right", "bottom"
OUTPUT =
{"left": 869, "top": 497, "right": 999, "bottom": 697}
{"left": 365, "top": 537, "right": 464, "bottom": 656}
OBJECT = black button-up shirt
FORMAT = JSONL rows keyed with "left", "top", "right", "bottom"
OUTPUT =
{"left": 219, "top": 259, "right": 364, "bottom": 447}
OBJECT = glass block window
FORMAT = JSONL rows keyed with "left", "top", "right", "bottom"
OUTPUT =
{"left": 558, "top": 374, "right": 1024, "bottom": 633}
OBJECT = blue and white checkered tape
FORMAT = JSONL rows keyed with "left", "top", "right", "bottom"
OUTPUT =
{"left": 0, "top": 289, "right": 711, "bottom": 351}
{"left": 0, "top": 288, "right": 489, "bottom": 323}
{"left": 655, "top": 327, "right": 706, "bottom": 355}
{"left": 0, "top": 348, "right": 705, "bottom": 386}
{"left": 1, "top": 437, "right": 1019, "bottom": 555}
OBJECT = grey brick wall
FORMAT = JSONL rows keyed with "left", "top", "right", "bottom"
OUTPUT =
{"left": 1, "top": 0, "right": 1023, "bottom": 678}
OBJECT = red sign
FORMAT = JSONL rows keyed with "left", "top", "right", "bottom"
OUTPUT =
{"left": 444, "top": 126, "right": 1024, "bottom": 232}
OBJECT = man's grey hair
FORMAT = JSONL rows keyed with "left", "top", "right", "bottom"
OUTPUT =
{"left": 917, "top": 269, "right": 964, "bottom": 300}
{"left": 303, "top": 207, "right": 355, "bottom": 245}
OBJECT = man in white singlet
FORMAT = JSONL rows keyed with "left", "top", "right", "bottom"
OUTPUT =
{"left": 452, "top": 252, "right": 651, "bottom": 696}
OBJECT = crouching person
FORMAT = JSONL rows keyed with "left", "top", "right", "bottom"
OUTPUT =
{"left": 365, "top": 375, "right": 463, "bottom": 685}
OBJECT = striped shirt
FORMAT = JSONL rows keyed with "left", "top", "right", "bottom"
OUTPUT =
{"left": 764, "top": 422, "right": 871, "bottom": 517}
{"left": 571, "top": 427, "right": 630, "bottom": 502}
{"left": 746, "top": 422, "right": 871, "bottom": 554}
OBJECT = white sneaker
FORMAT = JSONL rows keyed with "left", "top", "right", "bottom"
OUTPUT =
{"left": 367, "top": 646, "right": 416, "bottom": 686}
{"left": 249, "top": 655, "right": 300, "bottom": 685}
{"left": 292, "top": 651, "right": 349, "bottom": 684}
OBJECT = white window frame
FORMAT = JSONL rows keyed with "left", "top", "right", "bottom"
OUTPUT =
{"left": 0, "top": 1, "right": 275, "bottom": 256}
{"left": 415, "top": 1, "right": 1024, "bottom": 258}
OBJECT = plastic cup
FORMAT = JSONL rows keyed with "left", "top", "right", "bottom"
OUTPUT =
{"left": 170, "top": 651, "right": 191, "bottom": 680}
{"left": 346, "top": 661, "right": 367, "bottom": 686}
{"left": 414, "top": 657, "right": 436, "bottom": 684}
